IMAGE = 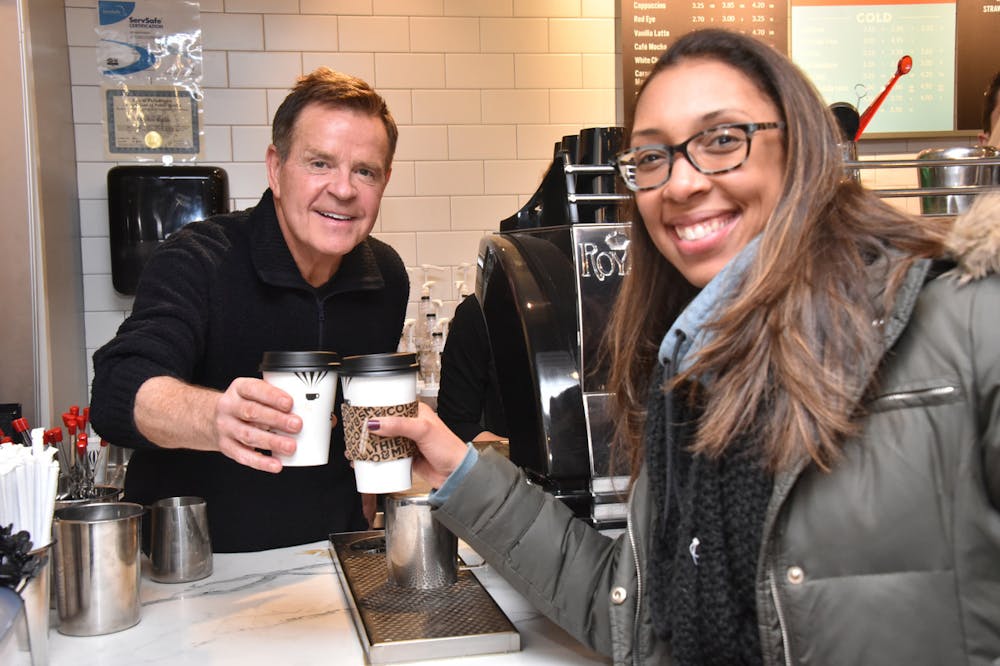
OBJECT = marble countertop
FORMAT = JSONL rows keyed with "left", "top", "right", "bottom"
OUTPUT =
{"left": 47, "top": 539, "right": 610, "bottom": 666}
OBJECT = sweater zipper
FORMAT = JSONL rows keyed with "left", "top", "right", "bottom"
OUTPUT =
{"left": 627, "top": 494, "right": 642, "bottom": 666}
{"left": 315, "top": 295, "right": 326, "bottom": 347}
{"left": 767, "top": 570, "right": 793, "bottom": 666}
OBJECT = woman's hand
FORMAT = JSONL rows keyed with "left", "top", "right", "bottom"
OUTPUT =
{"left": 369, "top": 402, "right": 468, "bottom": 488}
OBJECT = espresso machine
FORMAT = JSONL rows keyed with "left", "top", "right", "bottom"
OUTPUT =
{"left": 326, "top": 129, "right": 631, "bottom": 663}
{"left": 476, "top": 126, "right": 632, "bottom": 532}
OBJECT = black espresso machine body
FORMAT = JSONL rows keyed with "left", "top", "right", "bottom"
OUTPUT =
{"left": 476, "top": 127, "right": 631, "bottom": 530}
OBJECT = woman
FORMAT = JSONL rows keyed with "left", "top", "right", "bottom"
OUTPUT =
{"left": 371, "top": 29, "right": 1000, "bottom": 665}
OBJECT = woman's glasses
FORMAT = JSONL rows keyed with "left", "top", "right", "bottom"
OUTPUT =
{"left": 614, "top": 121, "right": 785, "bottom": 192}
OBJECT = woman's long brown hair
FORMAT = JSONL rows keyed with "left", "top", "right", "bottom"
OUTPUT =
{"left": 605, "top": 30, "right": 950, "bottom": 478}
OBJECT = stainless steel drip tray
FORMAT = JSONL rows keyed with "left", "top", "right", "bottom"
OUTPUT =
{"left": 329, "top": 531, "right": 520, "bottom": 664}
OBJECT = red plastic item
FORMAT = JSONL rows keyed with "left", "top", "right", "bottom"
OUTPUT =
{"left": 854, "top": 55, "right": 913, "bottom": 141}
{"left": 11, "top": 418, "right": 31, "bottom": 446}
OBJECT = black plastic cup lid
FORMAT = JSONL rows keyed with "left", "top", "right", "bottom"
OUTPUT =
{"left": 259, "top": 351, "right": 341, "bottom": 372}
{"left": 340, "top": 352, "right": 418, "bottom": 375}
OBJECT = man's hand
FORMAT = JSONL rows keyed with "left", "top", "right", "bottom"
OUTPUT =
{"left": 213, "top": 377, "right": 303, "bottom": 473}
{"left": 134, "top": 375, "right": 302, "bottom": 474}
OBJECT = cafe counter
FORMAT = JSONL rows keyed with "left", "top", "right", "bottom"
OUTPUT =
{"left": 47, "top": 539, "right": 610, "bottom": 665}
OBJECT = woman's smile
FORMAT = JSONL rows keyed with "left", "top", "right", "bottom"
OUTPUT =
{"left": 670, "top": 210, "right": 737, "bottom": 245}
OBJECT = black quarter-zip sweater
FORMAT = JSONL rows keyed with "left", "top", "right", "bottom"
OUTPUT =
{"left": 90, "top": 190, "right": 409, "bottom": 552}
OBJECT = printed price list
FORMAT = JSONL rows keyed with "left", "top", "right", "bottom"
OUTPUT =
{"left": 623, "top": 0, "right": 788, "bottom": 115}
{"left": 791, "top": 0, "right": 954, "bottom": 134}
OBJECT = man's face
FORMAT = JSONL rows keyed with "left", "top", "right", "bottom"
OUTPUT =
{"left": 266, "top": 103, "right": 391, "bottom": 286}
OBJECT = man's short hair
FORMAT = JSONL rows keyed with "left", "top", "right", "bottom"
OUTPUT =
{"left": 271, "top": 68, "right": 398, "bottom": 167}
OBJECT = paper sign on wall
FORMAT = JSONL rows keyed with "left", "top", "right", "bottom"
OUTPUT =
{"left": 97, "top": 0, "right": 203, "bottom": 162}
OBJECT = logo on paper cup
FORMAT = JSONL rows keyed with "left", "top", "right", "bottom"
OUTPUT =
{"left": 292, "top": 371, "right": 329, "bottom": 402}
{"left": 341, "top": 401, "right": 418, "bottom": 462}
{"left": 295, "top": 370, "right": 329, "bottom": 387}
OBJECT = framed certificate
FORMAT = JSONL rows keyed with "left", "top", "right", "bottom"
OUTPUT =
{"left": 104, "top": 86, "right": 202, "bottom": 157}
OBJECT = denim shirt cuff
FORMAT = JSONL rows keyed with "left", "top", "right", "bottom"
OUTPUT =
{"left": 428, "top": 442, "right": 478, "bottom": 507}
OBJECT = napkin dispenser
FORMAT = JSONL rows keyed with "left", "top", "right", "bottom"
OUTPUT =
{"left": 107, "top": 165, "right": 229, "bottom": 295}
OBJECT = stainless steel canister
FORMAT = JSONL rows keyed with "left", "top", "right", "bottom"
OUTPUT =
{"left": 50, "top": 485, "right": 123, "bottom": 611}
{"left": 840, "top": 140, "right": 859, "bottom": 182}
{"left": 0, "top": 587, "right": 29, "bottom": 665}
{"left": 53, "top": 484, "right": 122, "bottom": 512}
{"left": 149, "top": 496, "right": 213, "bottom": 583}
{"left": 384, "top": 491, "right": 457, "bottom": 589}
{"left": 21, "top": 546, "right": 50, "bottom": 666}
{"left": 917, "top": 145, "right": 1000, "bottom": 215}
{"left": 53, "top": 502, "right": 143, "bottom": 636}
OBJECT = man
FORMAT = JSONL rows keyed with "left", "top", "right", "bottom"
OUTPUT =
{"left": 90, "top": 68, "right": 409, "bottom": 552}
{"left": 980, "top": 70, "right": 1000, "bottom": 147}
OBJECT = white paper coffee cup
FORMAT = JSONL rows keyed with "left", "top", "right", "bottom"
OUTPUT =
{"left": 340, "top": 352, "right": 419, "bottom": 494}
{"left": 260, "top": 351, "right": 340, "bottom": 467}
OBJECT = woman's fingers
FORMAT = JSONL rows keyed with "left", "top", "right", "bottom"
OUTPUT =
{"left": 372, "top": 402, "right": 469, "bottom": 486}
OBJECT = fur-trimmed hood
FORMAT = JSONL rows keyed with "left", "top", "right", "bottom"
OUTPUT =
{"left": 945, "top": 191, "right": 1000, "bottom": 283}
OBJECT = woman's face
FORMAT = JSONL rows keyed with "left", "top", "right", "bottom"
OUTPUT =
{"left": 630, "top": 58, "right": 786, "bottom": 287}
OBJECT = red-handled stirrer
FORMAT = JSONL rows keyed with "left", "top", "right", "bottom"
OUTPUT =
{"left": 854, "top": 55, "right": 912, "bottom": 141}
{"left": 11, "top": 417, "right": 31, "bottom": 447}
{"left": 76, "top": 432, "right": 89, "bottom": 477}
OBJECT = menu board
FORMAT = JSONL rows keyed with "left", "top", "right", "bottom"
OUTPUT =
{"left": 791, "top": 0, "right": 955, "bottom": 134}
{"left": 622, "top": 0, "right": 789, "bottom": 117}
{"left": 622, "top": 0, "right": 1000, "bottom": 134}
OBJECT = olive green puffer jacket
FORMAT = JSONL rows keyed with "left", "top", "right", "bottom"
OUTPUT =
{"left": 433, "top": 202, "right": 1000, "bottom": 665}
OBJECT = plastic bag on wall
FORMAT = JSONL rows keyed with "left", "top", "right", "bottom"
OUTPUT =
{"left": 96, "top": 0, "right": 204, "bottom": 163}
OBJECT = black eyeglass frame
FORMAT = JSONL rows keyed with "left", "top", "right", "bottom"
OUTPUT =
{"left": 614, "top": 121, "right": 786, "bottom": 192}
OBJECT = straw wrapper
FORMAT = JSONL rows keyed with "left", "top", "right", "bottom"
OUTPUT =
{"left": 0, "top": 432, "right": 60, "bottom": 549}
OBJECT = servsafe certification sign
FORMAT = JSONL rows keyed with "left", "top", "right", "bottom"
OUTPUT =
{"left": 97, "top": 0, "right": 203, "bottom": 159}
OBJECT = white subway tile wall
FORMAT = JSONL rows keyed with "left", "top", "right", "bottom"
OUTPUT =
{"left": 302, "top": 1, "right": 373, "bottom": 16}
{"left": 65, "top": 0, "right": 959, "bottom": 389}
{"left": 263, "top": 15, "right": 341, "bottom": 51}
{"left": 71, "top": 0, "right": 623, "bottom": 380}
{"left": 396, "top": 125, "right": 450, "bottom": 160}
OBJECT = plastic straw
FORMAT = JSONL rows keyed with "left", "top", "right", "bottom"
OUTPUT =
{"left": 0, "top": 437, "right": 60, "bottom": 548}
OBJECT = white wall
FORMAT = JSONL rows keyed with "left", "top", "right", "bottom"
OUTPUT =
{"left": 67, "top": 0, "right": 621, "bottom": 386}
{"left": 1, "top": 0, "right": 86, "bottom": 427}
{"left": 65, "top": 0, "right": 974, "bottom": 393}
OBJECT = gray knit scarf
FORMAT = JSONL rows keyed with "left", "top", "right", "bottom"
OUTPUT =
{"left": 646, "top": 237, "right": 773, "bottom": 665}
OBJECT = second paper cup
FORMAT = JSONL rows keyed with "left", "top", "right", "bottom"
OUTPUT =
{"left": 340, "top": 352, "right": 419, "bottom": 493}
